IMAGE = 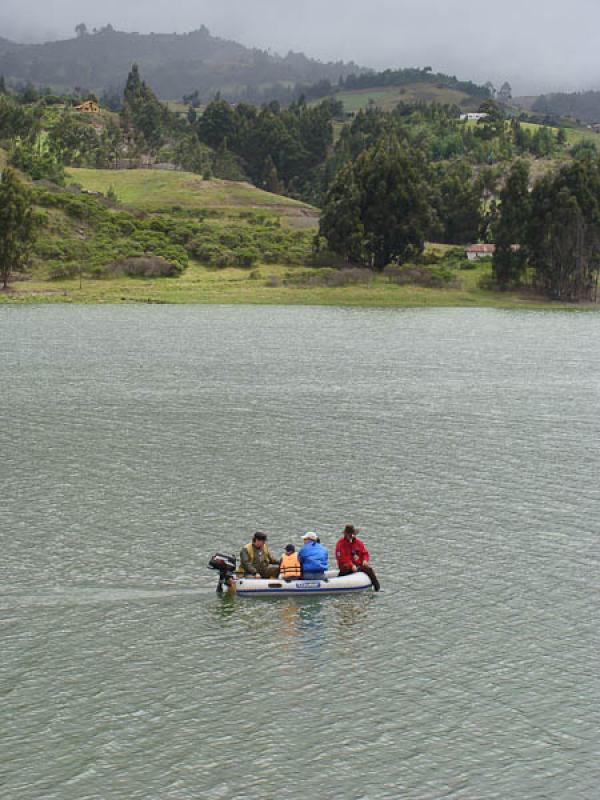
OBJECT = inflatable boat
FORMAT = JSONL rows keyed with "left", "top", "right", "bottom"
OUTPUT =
{"left": 209, "top": 553, "right": 373, "bottom": 596}
{"left": 235, "top": 570, "right": 372, "bottom": 596}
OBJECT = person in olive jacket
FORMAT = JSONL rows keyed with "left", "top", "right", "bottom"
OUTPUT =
{"left": 237, "top": 532, "right": 280, "bottom": 578}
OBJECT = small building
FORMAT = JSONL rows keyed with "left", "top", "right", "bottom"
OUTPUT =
{"left": 465, "top": 243, "right": 520, "bottom": 261}
{"left": 74, "top": 100, "right": 100, "bottom": 113}
{"left": 459, "top": 112, "right": 489, "bottom": 121}
{"left": 465, "top": 243, "right": 495, "bottom": 260}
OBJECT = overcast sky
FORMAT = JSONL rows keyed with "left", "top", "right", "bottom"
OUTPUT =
{"left": 0, "top": 0, "right": 598, "bottom": 94}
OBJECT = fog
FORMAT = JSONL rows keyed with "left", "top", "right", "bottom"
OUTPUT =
{"left": 0, "top": 0, "right": 598, "bottom": 94}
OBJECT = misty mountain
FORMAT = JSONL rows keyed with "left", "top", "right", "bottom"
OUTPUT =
{"left": 0, "top": 25, "right": 364, "bottom": 100}
{"left": 532, "top": 91, "right": 600, "bottom": 124}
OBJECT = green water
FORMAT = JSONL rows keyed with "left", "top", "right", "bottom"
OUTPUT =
{"left": 2, "top": 306, "right": 599, "bottom": 799}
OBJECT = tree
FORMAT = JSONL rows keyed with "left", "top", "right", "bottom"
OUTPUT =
{"left": 430, "top": 162, "right": 482, "bottom": 244}
{"left": 498, "top": 82, "right": 512, "bottom": 103}
{"left": 183, "top": 90, "right": 201, "bottom": 108}
{"left": 317, "top": 162, "right": 366, "bottom": 264}
{"left": 484, "top": 81, "right": 496, "bottom": 99}
{"left": 320, "top": 135, "right": 430, "bottom": 269}
{"left": 0, "top": 76, "right": 6, "bottom": 95}
{"left": 121, "top": 64, "right": 169, "bottom": 151}
{"left": 20, "top": 83, "right": 39, "bottom": 104}
{"left": 528, "top": 159, "right": 600, "bottom": 301}
{"left": 75, "top": 23, "right": 88, "bottom": 38}
{"left": 261, "top": 154, "right": 283, "bottom": 194}
{"left": 476, "top": 99, "right": 505, "bottom": 140}
{"left": 47, "top": 110, "right": 100, "bottom": 167}
{"left": 477, "top": 165, "right": 501, "bottom": 241}
{"left": 492, "top": 160, "right": 531, "bottom": 288}
{"left": 173, "top": 134, "right": 212, "bottom": 174}
{"left": 197, "top": 99, "right": 237, "bottom": 149}
{"left": 0, "top": 169, "right": 37, "bottom": 289}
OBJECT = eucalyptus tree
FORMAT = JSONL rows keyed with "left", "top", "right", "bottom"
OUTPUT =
{"left": 493, "top": 160, "right": 531, "bottom": 288}
{"left": 0, "top": 168, "right": 37, "bottom": 289}
{"left": 320, "top": 134, "right": 430, "bottom": 269}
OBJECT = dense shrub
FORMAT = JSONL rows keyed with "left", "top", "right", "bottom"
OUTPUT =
{"left": 106, "top": 256, "right": 183, "bottom": 277}
{"left": 383, "top": 264, "right": 455, "bottom": 287}
{"left": 48, "top": 263, "right": 79, "bottom": 280}
{"left": 187, "top": 219, "right": 312, "bottom": 267}
{"left": 283, "top": 267, "right": 373, "bottom": 287}
{"left": 325, "top": 267, "right": 371, "bottom": 286}
{"left": 31, "top": 187, "right": 189, "bottom": 273}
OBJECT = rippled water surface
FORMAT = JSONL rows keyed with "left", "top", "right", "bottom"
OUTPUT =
{"left": 2, "top": 305, "right": 599, "bottom": 799}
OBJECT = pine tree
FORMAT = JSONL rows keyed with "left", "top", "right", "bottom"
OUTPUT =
{"left": 124, "top": 64, "right": 143, "bottom": 107}
{"left": 0, "top": 169, "right": 37, "bottom": 289}
{"left": 121, "top": 64, "right": 166, "bottom": 151}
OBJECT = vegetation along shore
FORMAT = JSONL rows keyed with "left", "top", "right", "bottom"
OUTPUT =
{"left": 1, "top": 44, "right": 600, "bottom": 308}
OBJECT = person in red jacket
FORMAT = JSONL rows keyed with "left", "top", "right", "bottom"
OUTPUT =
{"left": 335, "top": 524, "right": 380, "bottom": 591}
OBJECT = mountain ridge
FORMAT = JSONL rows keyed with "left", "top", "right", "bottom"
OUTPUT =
{"left": 0, "top": 25, "right": 364, "bottom": 100}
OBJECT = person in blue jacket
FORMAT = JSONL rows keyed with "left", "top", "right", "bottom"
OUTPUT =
{"left": 298, "top": 531, "right": 328, "bottom": 579}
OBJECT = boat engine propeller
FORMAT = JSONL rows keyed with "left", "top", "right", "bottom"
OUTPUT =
{"left": 208, "top": 553, "right": 237, "bottom": 594}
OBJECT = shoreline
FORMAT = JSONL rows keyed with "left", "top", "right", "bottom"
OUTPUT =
{"left": 1, "top": 260, "right": 595, "bottom": 311}
{"left": 1, "top": 284, "right": 593, "bottom": 311}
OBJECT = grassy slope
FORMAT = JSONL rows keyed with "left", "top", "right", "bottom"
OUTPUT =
{"left": 518, "top": 121, "right": 598, "bottom": 146}
{"left": 464, "top": 118, "right": 598, "bottom": 147}
{"left": 331, "top": 83, "right": 473, "bottom": 113}
{"left": 67, "top": 168, "right": 317, "bottom": 219}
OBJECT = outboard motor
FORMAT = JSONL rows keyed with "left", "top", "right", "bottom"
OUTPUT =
{"left": 208, "top": 553, "right": 237, "bottom": 594}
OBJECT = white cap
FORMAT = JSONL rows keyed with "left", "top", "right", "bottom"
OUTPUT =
{"left": 302, "top": 531, "right": 318, "bottom": 541}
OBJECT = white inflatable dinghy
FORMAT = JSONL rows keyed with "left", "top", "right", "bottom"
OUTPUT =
{"left": 235, "top": 569, "right": 372, "bottom": 596}
{"left": 208, "top": 554, "right": 373, "bottom": 596}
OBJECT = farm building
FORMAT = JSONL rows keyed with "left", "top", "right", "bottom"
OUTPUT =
{"left": 466, "top": 243, "right": 520, "bottom": 260}
{"left": 465, "top": 244, "right": 495, "bottom": 260}
{"left": 74, "top": 100, "right": 100, "bottom": 113}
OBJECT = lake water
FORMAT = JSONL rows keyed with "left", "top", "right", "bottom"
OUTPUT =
{"left": 1, "top": 305, "right": 599, "bottom": 800}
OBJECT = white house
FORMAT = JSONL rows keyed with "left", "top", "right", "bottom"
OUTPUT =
{"left": 459, "top": 112, "right": 489, "bottom": 121}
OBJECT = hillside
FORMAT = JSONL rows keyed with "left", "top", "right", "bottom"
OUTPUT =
{"left": 66, "top": 168, "right": 319, "bottom": 226}
{"left": 0, "top": 26, "right": 363, "bottom": 101}
{"left": 330, "top": 83, "right": 477, "bottom": 114}
{"left": 21, "top": 168, "right": 318, "bottom": 282}
{"left": 303, "top": 66, "right": 490, "bottom": 115}
{"left": 531, "top": 90, "right": 600, "bottom": 124}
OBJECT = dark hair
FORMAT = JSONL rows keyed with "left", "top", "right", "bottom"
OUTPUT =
{"left": 343, "top": 524, "right": 357, "bottom": 536}
{"left": 253, "top": 531, "right": 267, "bottom": 541}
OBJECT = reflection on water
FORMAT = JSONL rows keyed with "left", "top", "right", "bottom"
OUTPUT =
{"left": 2, "top": 305, "right": 600, "bottom": 800}
{"left": 331, "top": 594, "right": 373, "bottom": 632}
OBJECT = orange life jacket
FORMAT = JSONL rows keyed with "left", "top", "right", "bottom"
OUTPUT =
{"left": 280, "top": 552, "right": 301, "bottom": 578}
